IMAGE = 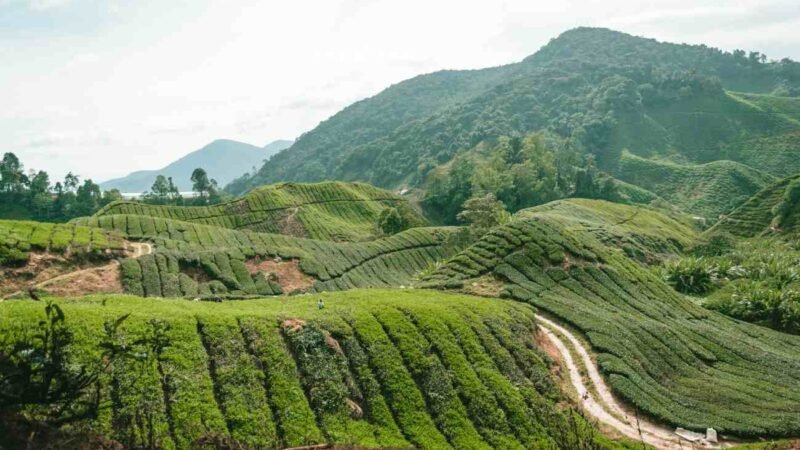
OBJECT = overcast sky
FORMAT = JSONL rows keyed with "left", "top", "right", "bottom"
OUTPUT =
{"left": 2, "top": 0, "right": 800, "bottom": 184}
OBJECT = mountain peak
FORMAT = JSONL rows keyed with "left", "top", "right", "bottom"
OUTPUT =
{"left": 100, "top": 138, "right": 292, "bottom": 192}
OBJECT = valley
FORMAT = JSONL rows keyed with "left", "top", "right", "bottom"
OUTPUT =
{"left": 2, "top": 25, "right": 800, "bottom": 450}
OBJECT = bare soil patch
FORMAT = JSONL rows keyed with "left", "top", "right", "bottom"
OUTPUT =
{"left": 277, "top": 207, "right": 308, "bottom": 238}
{"left": 460, "top": 275, "right": 505, "bottom": 297}
{"left": 38, "top": 262, "right": 123, "bottom": 297}
{"left": 246, "top": 258, "right": 316, "bottom": 292}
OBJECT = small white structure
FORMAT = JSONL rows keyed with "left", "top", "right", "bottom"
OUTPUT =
{"left": 706, "top": 428, "right": 718, "bottom": 443}
{"left": 675, "top": 427, "right": 704, "bottom": 442}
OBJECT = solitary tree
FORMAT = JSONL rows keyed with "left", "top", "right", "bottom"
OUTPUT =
{"left": 457, "top": 193, "right": 510, "bottom": 236}
{"left": 378, "top": 207, "right": 407, "bottom": 235}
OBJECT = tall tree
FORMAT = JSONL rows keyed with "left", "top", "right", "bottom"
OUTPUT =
{"left": 27, "top": 170, "right": 51, "bottom": 218}
{"left": 191, "top": 168, "right": 218, "bottom": 204}
{"left": 74, "top": 179, "right": 102, "bottom": 217}
{"left": 0, "top": 153, "right": 26, "bottom": 194}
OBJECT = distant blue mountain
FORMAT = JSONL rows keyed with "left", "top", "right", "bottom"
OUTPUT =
{"left": 100, "top": 138, "right": 293, "bottom": 192}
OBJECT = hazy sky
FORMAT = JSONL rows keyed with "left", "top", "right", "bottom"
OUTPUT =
{"left": 2, "top": 0, "right": 799, "bottom": 184}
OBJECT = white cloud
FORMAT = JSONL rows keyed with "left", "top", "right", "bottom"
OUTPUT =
{"left": 1, "top": 0, "right": 799, "bottom": 183}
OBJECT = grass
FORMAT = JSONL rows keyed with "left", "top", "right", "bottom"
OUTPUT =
{"left": 91, "top": 181, "right": 423, "bottom": 242}
{"left": 0, "top": 289, "right": 638, "bottom": 449}
{"left": 421, "top": 199, "right": 800, "bottom": 438}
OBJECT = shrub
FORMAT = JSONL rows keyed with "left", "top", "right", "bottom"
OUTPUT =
{"left": 691, "top": 232, "right": 735, "bottom": 257}
{"left": 377, "top": 207, "right": 407, "bottom": 235}
{"left": 662, "top": 257, "right": 718, "bottom": 294}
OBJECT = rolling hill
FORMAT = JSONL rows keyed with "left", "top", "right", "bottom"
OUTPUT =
{"left": 100, "top": 139, "right": 292, "bottom": 193}
{"left": 421, "top": 199, "right": 800, "bottom": 437}
{"left": 0, "top": 291, "right": 638, "bottom": 450}
{"left": 615, "top": 152, "right": 776, "bottom": 220}
{"left": 709, "top": 174, "right": 800, "bottom": 237}
{"left": 90, "top": 181, "right": 421, "bottom": 242}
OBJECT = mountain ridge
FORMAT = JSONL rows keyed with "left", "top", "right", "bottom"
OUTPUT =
{"left": 100, "top": 138, "right": 293, "bottom": 193}
{"left": 228, "top": 27, "right": 800, "bottom": 223}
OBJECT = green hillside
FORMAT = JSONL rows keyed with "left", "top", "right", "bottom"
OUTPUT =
{"left": 421, "top": 199, "right": 800, "bottom": 437}
{"left": 516, "top": 198, "right": 698, "bottom": 262}
{"left": 615, "top": 152, "right": 776, "bottom": 219}
{"left": 710, "top": 175, "right": 800, "bottom": 237}
{"left": 73, "top": 212, "right": 461, "bottom": 297}
{"left": 0, "top": 291, "right": 632, "bottom": 450}
{"left": 93, "top": 181, "right": 421, "bottom": 242}
{"left": 232, "top": 28, "right": 800, "bottom": 197}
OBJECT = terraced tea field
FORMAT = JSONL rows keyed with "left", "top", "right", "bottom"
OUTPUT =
{"left": 422, "top": 200, "right": 800, "bottom": 437}
{"left": 92, "top": 181, "right": 421, "bottom": 241}
{"left": 615, "top": 152, "right": 776, "bottom": 220}
{"left": 711, "top": 174, "right": 800, "bottom": 237}
{"left": 0, "top": 219, "right": 126, "bottom": 265}
{"left": 73, "top": 212, "right": 461, "bottom": 297}
{"left": 0, "top": 291, "right": 637, "bottom": 450}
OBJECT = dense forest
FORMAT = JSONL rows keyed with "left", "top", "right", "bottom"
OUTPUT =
{"left": 231, "top": 28, "right": 800, "bottom": 204}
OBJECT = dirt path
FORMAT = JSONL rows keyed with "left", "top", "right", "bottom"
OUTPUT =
{"left": 536, "top": 314, "right": 731, "bottom": 449}
{"left": 129, "top": 242, "right": 152, "bottom": 258}
{"left": 2, "top": 241, "right": 153, "bottom": 300}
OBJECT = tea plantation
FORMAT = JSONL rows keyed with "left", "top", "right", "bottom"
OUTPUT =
{"left": 92, "top": 181, "right": 421, "bottom": 241}
{"left": 0, "top": 219, "right": 126, "bottom": 265}
{"left": 710, "top": 174, "right": 800, "bottom": 237}
{"left": 422, "top": 200, "right": 800, "bottom": 437}
{"left": 0, "top": 291, "right": 638, "bottom": 450}
{"left": 74, "top": 212, "right": 462, "bottom": 297}
{"left": 615, "top": 152, "right": 776, "bottom": 220}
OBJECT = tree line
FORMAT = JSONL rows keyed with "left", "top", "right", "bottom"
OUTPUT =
{"left": 0, "top": 153, "right": 121, "bottom": 222}
{"left": 0, "top": 152, "right": 225, "bottom": 222}
{"left": 422, "top": 133, "right": 619, "bottom": 225}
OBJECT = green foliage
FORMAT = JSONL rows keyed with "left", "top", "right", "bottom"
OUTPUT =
{"left": 690, "top": 232, "right": 736, "bottom": 257}
{"left": 0, "top": 290, "right": 631, "bottom": 449}
{"left": 142, "top": 175, "right": 183, "bottom": 205}
{"left": 710, "top": 174, "right": 800, "bottom": 240}
{"left": 377, "top": 207, "right": 407, "bottom": 235}
{"left": 771, "top": 178, "right": 800, "bottom": 228}
{"left": 0, "top": 220, "right": 126, "bottom": 266}
{"left": 662, "top": 257, "right": 717, "bottom": 294}
{"left": 457, "top": 194, "right": 510, "bottom": 235}
{"left": 82, "top": 209, "right": 462, "bottom": 297}
{"left": 0, "top": 301, "right": 97, "bottom": 423}
{"left": 0, "top": 152, "right": 120, "bottom": 222}
{"left": 422, "top": 133, "right": 581, "bottom": 223}
{"left": 667, "top": 238, "right": 800, "bottom": 334}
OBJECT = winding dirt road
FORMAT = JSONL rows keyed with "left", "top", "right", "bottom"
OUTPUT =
{"left": 536, "top": 314, "right": 730, "bottom": 450}
{"left": 2, "top": 241, "right": 153, "bottom": 301}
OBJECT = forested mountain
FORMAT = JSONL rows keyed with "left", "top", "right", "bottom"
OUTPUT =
{"left": 101, "top": 138, "right": 292, "bottom": 193}
{"left": 230, "top": 27, "right": 800, "bottom": 221}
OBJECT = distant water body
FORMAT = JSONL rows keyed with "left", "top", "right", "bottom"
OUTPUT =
{"left": 121, "top": 192, "right": 200, "bottom": 200}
